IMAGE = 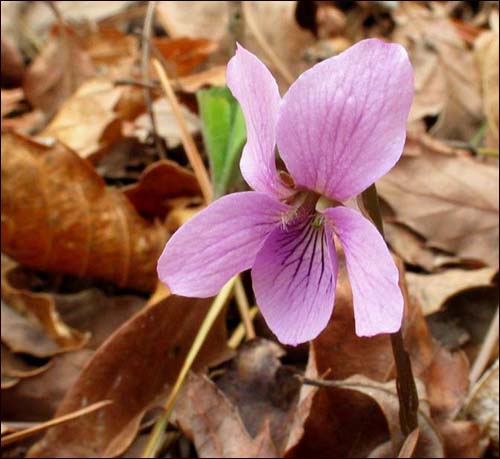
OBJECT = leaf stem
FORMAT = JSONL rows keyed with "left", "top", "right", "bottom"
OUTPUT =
{"left": 141, "top": 277, "right": 237, "bottom": 458}
{"left": 361, "top": 183, "right": 419, "bottom": 436}
{"left": 234, "top": 276, "right": 256, "bottom": 341}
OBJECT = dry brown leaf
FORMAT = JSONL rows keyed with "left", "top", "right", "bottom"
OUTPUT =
{"left": 1, "top": 34, "right": 24, "bottom": 87}
{"left": 213, "top": 339, "right": 301, "bottom": 453}
{"left": 1, "top": 349, "right": 93, "bottom": 421}
{"left": 1, "top": 131, "right": 167, "bottom": 292}
{"left": 1, "top": 344, "right": 52, "bottom": 380}
{"left": 175, "top": 372, "right": 278, "bottom": 458}
{"left": 123, "top": 159, "right": 200, "bottom": 220}
{"left": 437, "top": 419, "right": 489, "bottom": 458}
{"left": 1, "top": 265, "right": 89, "bottom": 357}
{"left": 27, "top": 295, "right": 231, "bottom": 457}
{"left": 41, "top": 78, "right": 123, "bottom": 160}
{"left": 462, "top": 359, "right": 499, "bottom": 456}
{"left": 394, "top": 3, "right": 483, "bottom": 140}
{"left": 133, "top": 97, "right": 200, "bottom": 149}
{"left": 23, "top": 25, "right": 95, "bottom": 116}
{"left": 164, "top": 196, "right": 205, "bottom": 233}
{"left": 176, "top": 65, "right": 227, "bottom": 93}
{"left": 1, "top": 88, "right": 24, "bottom": 118}
{"left": 406, "top": 268, "right": 497, "bottom": 315}
{"left": 475, "top": 26, "right": 499, "bottom": 147}
{"left": 378, "top": 148, "right": 499, "bottom": 269}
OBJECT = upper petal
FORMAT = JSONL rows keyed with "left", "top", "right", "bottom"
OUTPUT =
{"left": 251, "top": 214, "right": 338, "bottom": 345}
{"left": 227, "top": 44, "right": 289, "bottom": 198}
{"left": 158, "top": 192, "right": 289, "bottom": 297}
{"left": 323, "top": 206, "right": 403, "bottom": 337}
{"left": 276, "top": 38, "right": 414, "bottom": 202}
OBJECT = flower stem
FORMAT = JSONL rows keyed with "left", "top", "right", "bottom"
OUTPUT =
{"left": 361, "top": 184, "right": 419, "bottom": 436}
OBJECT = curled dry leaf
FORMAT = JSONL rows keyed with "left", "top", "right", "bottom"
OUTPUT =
{"left": 1, "top": 34, "right": 25, "bottom": 87}
{"left": 1, "top": 265, "right": 89, "bottom": 358}
{"left": 28, "top": 295, "right": 231, "bottom": 458}
{"left": 41, "top": 78, "right": 124, "bottom": 160}
{"left": 23, "top": 25, "right": 95, "bottom": 116}
{"left": 406, "top": 267, "right": 497, "bottom": 315}
{"left": 123, "top": 159, "right": 200, "bottom": 220}
{"left": 1, "top": 131, "right": 167, "bottom": 292}
{"left": 174, "top": 372, "right": 278, "bottom": 458}
{"left": 1, "top": 344, "right": 52, "bottom": 380}
{"left": 378, "top": 148, "right": 499, "bottom": 269}
{"left": 462, "top": 359, "right": 499, "bottom": 456}
{"left": 474, "top": 26, "right": 499, "bottom": 147}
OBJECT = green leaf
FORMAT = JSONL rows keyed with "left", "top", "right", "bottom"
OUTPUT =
{"left": 197, "top": 86, "right": 246, "bottom": 198}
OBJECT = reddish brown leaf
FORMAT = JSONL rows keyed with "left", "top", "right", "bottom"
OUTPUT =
{"left": 27, "top": 295, "right": 230, "bottom": 457}
{"left": 1, "top": 131, "right": 167, "bottom": 292}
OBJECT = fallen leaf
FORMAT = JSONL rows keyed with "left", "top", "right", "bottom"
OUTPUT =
{"left": 2, "top": 265, "right": 89, "bottom": 357}
{"left": 23, "top": 25, "right": 95, "bottom": 116}
{"left": 28, "top": 295, "right": 231, "bottom": 457}
{"left": 1, "top": 131, "right": 167, "bottom": 292}
{"left": 378, "top": 148, "right": 499, "bottom": 269}
{"left": 397, "top": 428, "right": 419, "bottom": 458}
{"left": 461, "top": 359, "right": 499, "bottom": 456}
{"left": 152, "top": 37, "right": 218, "bottom": 77}
{"left": 1, "top": 344, "right": 52, "bottom": 380}
{"left": 437, "top": 419, "right": 489, "bottom": 458}
{"left": 1, "top": 88, "right": 25, "bottom": 118}
{"left": 41, "top": 78, "right": 124, "bottom": 160}
{"left": 133, "top": 97, "right": 200, "bottom": 149}
{"left": 1, "top": 34, "right": 24, "bottom": 87}
{"left": 406, "top": 268, "right": 497, "bottom": 315}
{"left": 1, "top": 349, "right": 93, "bottom": 421}
{"left": 475, "top": 26, "right": 499, "bottom": 147}
{"left": 177, "top": 65, "right": 227, "bottom": 93}
{"left": 394, "top": 2, "right": 483, "bottom": 140}
{"left": 174, "top": 372, "right": 278, "bottom": 458}
{"left": 213, "top": 339, "right": 301, "bottom": 453}
{"left": 123, "top": 159, "right": 200, "bottom": 220}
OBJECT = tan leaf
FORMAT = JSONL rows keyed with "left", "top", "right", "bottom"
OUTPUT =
{"left": 1, "top": 265, "right": 89, "bottom": 358}
{"left": 123, "top": 159, "right": 200, "bottom": 220}
{"left": 177, "top": 65, "right": 227, "bottom": 93}
{"left": 406, "top": 268, "right": 497, "bottom": 315}
{"left": 378, "top": 148, "right": 499, "bottom": 268}
{"left": 475, "top": 27, "right": 499, "bottom": 147}
{"left": 23, "top": 25, "right": 95, "bottom": 116}
{"left": 462, "top": 359, "right": 499, "bottom": 456}
{"left": 1, "top": 131, "right": 167, "bottom": 292}
{"left": 394, "top": 3, "right": 483, "bottom": 140}
{"left": 27, "top": 295, "right": 230, "bottom": 457}
{"left": 175, "top": 372, "right": 278, "bottom": 458}
{"left": 41, "top": 78, "right": 123, "bottom": 160}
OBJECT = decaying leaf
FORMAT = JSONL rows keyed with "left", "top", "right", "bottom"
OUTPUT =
{"left": 27, "top": 295, "right": 231, "bottom": 457}
{"left": 1, "top": 131, "right": 167, "bottom": 292}
{"left": 474, "top": 24, "right": 499, "bottom": 147}
{"left": 394, "top": 2, "right": 483, "bottom": 140}
{"left": 462, "top": 359, "right": 499, "bottom": 456}
{"left": 23, "top": 25, "right": 95, "bottom": 116}
{"left": 41, "top": 78, "right": 124, "bottom": 160}
{"left": 406, "top": 267, "right": 497, "bottom": 315}
{"left": 1, "top": 265, "right": 88, "bottom": 357}
{"left": 1, "top": 34, "right": 24, "bottom": 87}
{"left": 213, "top": 339, "right": 301, "bottom": 453}
{"left": 123, "top": 159, "right": 200, "bottom": 220}
{"left": 1, "top": 344, "right": 52, "bottom": 380}
{"left": 378, "top": 148, "right": 499, "bottom": 268}
{"left": 174, "top": 372, "right": 278, "bottom": 458}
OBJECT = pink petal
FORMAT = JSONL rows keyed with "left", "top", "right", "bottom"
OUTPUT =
{"left": 323, "top": 206, "right": 403, "bottom": 336}
{"left": 276, "top": 38, "right": 414, "bottom": 202}
{"left": 251, "top": 214, "right": 338, "bottom": 345}
{"left": 158, "top": 192, "right": 289, "bottom": 297}
{"left": 227, "top": 44, "right": 289, "bottom": 198}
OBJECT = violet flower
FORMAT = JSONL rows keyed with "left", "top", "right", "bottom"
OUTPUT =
{"left": 158, "top": 39, "right": 413, "bottom": 345}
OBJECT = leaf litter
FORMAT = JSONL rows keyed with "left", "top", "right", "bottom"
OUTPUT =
{"left": 1, "top": 1, "right": 499, "bottom": 458}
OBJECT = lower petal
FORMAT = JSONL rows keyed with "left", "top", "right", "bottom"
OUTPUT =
{"left": 323, "top": 206, "right": 403, "bottom": 337}
{"left": 251, "top": 214, "right": 337, "bottom": 345}
{"left": 158, "top": 192, "right": 289, "bottom": 297}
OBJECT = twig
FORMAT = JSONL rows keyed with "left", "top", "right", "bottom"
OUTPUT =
{"left": 1, "top": 400, "right": 112, "bottom": 446}
{"left": 234, "top": 276, "right": 256, "bottom": 341}
{"left": 361, "top": 184, "right": 419, "bottom": 436}
{"left": 242, "top": 1, "right": 295, "bottom": 85}
{"left": 142, "top": 0, "right": 167, "bottom": 159}
{"left": 153, "top": 58, "right": 213, "bottom": 202}
{"left": 469, "top": 306, "right": 499, "bottom": 385}
{"left": 141, "top": 277, "right": 237, "bottom": 458}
